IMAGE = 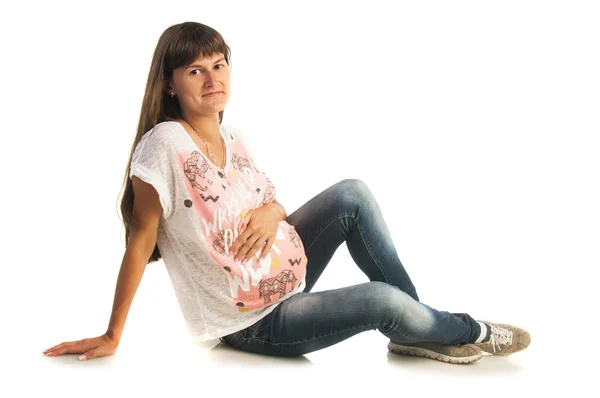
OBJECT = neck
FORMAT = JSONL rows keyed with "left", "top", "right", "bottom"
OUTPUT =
{"left": 181, "top": 113, "right": 221, "bottom": 142}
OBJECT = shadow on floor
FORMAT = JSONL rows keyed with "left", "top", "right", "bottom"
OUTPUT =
{"left": 204, "top": 340, "right": 314, "bottom": 367}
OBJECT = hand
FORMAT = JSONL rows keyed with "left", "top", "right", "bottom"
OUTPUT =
{"left": 231, "top": 204, "right": 281, "bottom": 263}
{"left": 42, "top": 333, "right": 119, "bottom": 361}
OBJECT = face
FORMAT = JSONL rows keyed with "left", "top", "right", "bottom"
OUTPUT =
{"left": 167, "top": 52, "right": 230, "bottom": 118}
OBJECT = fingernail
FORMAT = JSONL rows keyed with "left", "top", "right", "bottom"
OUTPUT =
{"left": 79, "top": 355, "right": 86, "bottom": 361}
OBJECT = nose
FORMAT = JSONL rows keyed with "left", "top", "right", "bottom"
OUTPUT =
{"left": 204, "top": 70, "right": 218, "bottom": 85}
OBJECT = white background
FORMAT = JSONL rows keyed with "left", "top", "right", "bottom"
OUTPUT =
{"left": 1, "top": 0, "right": 598, "bottom": 396}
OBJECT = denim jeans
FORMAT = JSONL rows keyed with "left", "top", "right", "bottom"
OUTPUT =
{"left": 220, "top": 179, "right": 482, "bottom": 357}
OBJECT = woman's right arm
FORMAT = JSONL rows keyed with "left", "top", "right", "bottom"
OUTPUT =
{"left": 106, "top": 175, "right": 164, "bottom": 342}
{"left": 42, "top": 176, "right": 163, "bottom": 360}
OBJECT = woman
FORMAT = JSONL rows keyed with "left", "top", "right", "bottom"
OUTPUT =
{"left": 42, "top": 21, "right": 530, "bottom": 365}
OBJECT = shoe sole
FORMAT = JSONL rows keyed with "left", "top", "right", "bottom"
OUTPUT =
{"left": 387, "top": 342, "right": 482, "bottom": 364}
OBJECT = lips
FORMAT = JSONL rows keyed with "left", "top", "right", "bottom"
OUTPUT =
{"left": 203, "top": 91, "right": 223, "bottom": 97}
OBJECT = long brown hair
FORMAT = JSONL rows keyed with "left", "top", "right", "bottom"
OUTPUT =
{"left": 117, "top": 21, "right": 232, "bottom": 263}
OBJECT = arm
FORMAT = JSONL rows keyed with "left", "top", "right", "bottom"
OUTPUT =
{"left": 106, "top": 176, "right": 164, "bottom": 343}
{"left": 43, "top": 176, "right": 163, "bottom": 360}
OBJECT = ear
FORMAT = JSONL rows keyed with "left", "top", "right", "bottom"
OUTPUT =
{"left": 163, "top": 79, "right": 174, "bottom": 95}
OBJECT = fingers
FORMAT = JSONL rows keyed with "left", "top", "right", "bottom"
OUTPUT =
{"left": 237, "top": 210, "right": 252, "bottom": 235}
{"left": 79, "top": 348, "right": 100, "bottom": 361}
{"left": 43, "top": 337, "right": 115, "bottom": 361}
{"left": 229, "top": 234, "right": 243, "bottom": 256}
{"left": 43, "top": 339, "right": 86, "bottom": 356}
{"left": 235, "top": 234, "right": 263, "bottom": 263}
{"left": 231, "top": 224, "right": 254, "bottom": 259}
{"left": 242, "top": 235, "right": 270, "bottom": 263}
{"left": 232, "top": 229, "right": 274, "bottom": 263}
{"left": 230, "top": 227, "right": 248, "bottom": 256}
{"left": 259, "top": 235, "right": 274, "bottom": 260}
{"left": 237, "top": 220, "right": 247, "bottom": 235}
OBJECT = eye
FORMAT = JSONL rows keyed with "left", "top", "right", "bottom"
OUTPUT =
{"left": 190, "top": 65, "right": 224, "bottom": 75}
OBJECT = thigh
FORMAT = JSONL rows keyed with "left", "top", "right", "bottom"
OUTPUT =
{"left": 285, "top": 180, "right": 358, "bottom": 292}
{"left": 287, "top": 179, "right": 419, "bottom": 299}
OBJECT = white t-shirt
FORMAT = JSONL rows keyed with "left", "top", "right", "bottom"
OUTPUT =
{"left": 129, "top": 121, "right": 308, "bottom": 341}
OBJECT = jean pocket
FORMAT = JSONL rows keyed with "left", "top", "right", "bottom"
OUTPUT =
{"left": 248, "top": 313, "right": 274, "bottom": 340}
{"left": 247, "top": 319, "right": 264, "bottom": 339}
{"left": 221, "top": 330, "right": 244, "bottom": 348}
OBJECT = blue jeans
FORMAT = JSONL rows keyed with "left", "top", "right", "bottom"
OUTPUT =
{"left": 220, "top": 179, "right": 482, "bottom": 357}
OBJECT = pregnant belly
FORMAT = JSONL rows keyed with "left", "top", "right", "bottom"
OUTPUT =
{"left": 216, "top": 220, "right": 308, "bottom": 311}
{"left": 267, "top": 220, "right": 305, "bottom": 264}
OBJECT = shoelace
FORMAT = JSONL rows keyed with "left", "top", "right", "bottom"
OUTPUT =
{"left": 488, "top": 324, "right": 513, "bottom": 353}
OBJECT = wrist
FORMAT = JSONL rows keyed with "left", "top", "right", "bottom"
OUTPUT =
{"left": 268, "top": 201, "right": 286, "bottom": 221}
{"left": 105, "top": 329, "right": 122, "bottom": 344}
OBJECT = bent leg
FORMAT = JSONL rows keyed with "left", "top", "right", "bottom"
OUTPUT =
{"left": 286, "top": 179, "right": 419, "bottom": 300}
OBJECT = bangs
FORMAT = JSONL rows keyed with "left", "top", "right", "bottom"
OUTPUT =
{"left": 164, "top": 25, "right": 228, "bottom": 74}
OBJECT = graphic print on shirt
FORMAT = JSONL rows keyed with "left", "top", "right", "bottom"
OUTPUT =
{"left": 260, "top": 270, "right": 297, "bottom": 304}
{"left": 232, "top": 152, "right": 261, "bottom": 174}
{"left": 178, "top": 140, "right": 307, "bottom": 312}
{"left": 183, "top": 152, "right": 215, "bottom": 192}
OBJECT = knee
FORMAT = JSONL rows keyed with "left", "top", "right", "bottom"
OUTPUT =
{"left": 337, "top": 178, "right": 371, "bottom": 196}
{"left": 366, "top": 282, "right": 434, "bottom": 330}
{"left": 333, "top": 178, "right": 374, "bottom": 210}
{"left": 362, "top": 281, "right": 411, "bottom": 316}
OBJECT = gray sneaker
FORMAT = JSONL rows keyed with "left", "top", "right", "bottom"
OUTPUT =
{"left": 475, "top": 321, "right": 531, "bottom": 356}
{"left": 388, "top": 341, "right": 483, "bottom": 364}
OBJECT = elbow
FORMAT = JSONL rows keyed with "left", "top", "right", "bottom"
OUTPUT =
{"left": 128, "top": 227, "right": 159, "bottom": 262}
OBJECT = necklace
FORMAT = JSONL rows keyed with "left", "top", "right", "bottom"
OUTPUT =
{"left": 188, "top": 123, "right": 226, "bottom": 169}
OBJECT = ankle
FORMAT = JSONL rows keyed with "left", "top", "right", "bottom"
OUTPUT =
{"left": 474, "top": 321, "right": 491, "bottom": 343}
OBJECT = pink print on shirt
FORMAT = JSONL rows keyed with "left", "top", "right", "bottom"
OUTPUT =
{"left": 178, "top": 140, "right": 307, "bottom": 312}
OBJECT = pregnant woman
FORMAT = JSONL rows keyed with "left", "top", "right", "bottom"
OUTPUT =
{"left": 42, "top": 21, "right": 530, "bottom": 365}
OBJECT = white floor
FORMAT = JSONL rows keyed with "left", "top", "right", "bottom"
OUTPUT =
{"left": 12, "top": 251, "right": 595, "bottom": 398}
{"left": 15, "top": 324, "right": 592, "bottom": 397}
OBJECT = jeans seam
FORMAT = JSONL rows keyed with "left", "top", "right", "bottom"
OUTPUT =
{"left": 356, "top": 220, "right": 392, "bottom": 284}
{"left": 386, "top": 324, "right": 419, "bottom": 341}
{"left": 241, "top": 322, "right": 376, "bottom": 346}
{"left": 304, "top": 212, "right": 354, "bottom": 255}
{"left": 239, "top": 321, "right": 419, "bottom": 346}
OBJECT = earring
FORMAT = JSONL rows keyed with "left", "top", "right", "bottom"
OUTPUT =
{"left": 170, "top": 91, "right": 175, "bottom": 97}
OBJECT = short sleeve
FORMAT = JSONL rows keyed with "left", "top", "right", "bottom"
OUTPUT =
{"left": 129, "top": 127, "right": 175, "bottom": 218}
